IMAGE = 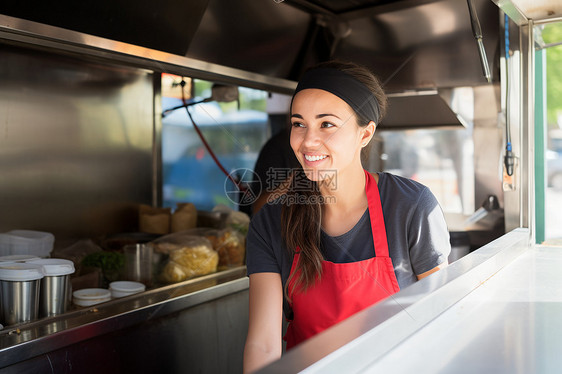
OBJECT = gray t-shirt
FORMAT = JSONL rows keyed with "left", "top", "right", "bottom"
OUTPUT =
{"left": 246, "top": 172, "right": 451, "bottom": 318}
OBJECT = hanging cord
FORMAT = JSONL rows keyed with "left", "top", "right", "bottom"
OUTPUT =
{"left": 177, "top": 80, "right": 247, "bottom": 191}
{"left": 162, "top": 98, "right": 209, "bottom": 117}
{"left": 467, "top": 0, "right": 491, "bottom": 83}
{"left": 504, "top": 13, "right": 514, "bottom": 176}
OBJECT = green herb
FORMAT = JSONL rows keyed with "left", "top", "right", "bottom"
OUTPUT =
{"left": 229, "top": 223, "right": 248, "bottom": 236}
{"left": 82, "top": 251, "right": 124, "bottom": 273}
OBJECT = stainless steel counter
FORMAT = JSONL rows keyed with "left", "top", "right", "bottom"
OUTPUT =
{"left": 368, "top": 243, "right": 562, "bottom": 373}
{"left": 260, "top": 228, "right": 562, "bottom": 373}
{"left": 0, "top": 267, "right": 249, "bottom": 372}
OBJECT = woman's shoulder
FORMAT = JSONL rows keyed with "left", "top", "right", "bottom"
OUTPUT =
{"left": 376, "top": 172, "right": 435, "bottom": 204}
{"left": 377, "top": 171, "right": 428, "bottom": 191}
{"left": 250, "top": 197, "right": 284, "bottom": 230}
{"left": 246, "top": 197, "right": 287, "bottom": 275}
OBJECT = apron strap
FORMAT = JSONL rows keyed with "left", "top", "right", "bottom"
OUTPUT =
{"left": 364, "top": 170, "right": 390, "bottom": 258}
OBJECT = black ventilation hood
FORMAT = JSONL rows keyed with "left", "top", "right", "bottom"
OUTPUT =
{"left": 0, "top": 0, "right": 209, "bottom": 56}
{"left": 0, "top": 0, "right": 499, "bottom": 129}
{"left": 0, "top": 0, "right": 499, "bottom": 89}
{"left": 187, "top": 0, "right": 500, "bottom": 90}
{"left": 381, "top": 90, "right": 469, "bottom": 130}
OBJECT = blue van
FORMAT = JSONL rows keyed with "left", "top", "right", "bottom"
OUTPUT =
{"left": 161, "top": 97, "right": 269, "bottom": 210}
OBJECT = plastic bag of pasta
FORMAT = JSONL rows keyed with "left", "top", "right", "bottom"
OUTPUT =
{"left": 179, "top": 227, "right": 246, "bottom": 269}
{"left": 212, "top": 205, "right": 250, "bottom": 235}
{"left": 152, "top": 232, "right": 218, "bottom": 283}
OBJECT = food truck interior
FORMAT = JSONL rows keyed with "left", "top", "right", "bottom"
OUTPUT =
{"left": 0, "top": 0, "right": 561, "bottom": 372}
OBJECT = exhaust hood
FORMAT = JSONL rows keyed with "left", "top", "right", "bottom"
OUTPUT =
{"left": 0, "top": 0, "right": 499, "bottom": 86}
{"left": 381, "top": 90, "right": 470, "bottom": 130}
{"left": 0, "top": 0, "right": 210, "bottom": 56}
{"left": 0, "top": 0, "right": 496, "bottom": 129}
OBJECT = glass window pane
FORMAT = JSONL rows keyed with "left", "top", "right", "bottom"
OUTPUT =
{"left": 161, "top": 75, "right": 269, "bottom": 211}
{"left": 380, "top": 127, "right": 475, "bottom": 215}
{"left": 541, "top": 22, "right": 562, "bottom": 241}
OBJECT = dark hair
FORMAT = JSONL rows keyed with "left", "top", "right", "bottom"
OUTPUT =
{"left": 282, "top": 60, "right": 388, "bottom": 299}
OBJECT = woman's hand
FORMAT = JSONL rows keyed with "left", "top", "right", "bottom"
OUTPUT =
{"left": 244, "top": 272, "right": 284, "bottom": 373}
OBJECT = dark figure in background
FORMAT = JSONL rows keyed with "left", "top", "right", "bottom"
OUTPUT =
{"left": 250, "top": 128, "right": 299, "bottom": 215}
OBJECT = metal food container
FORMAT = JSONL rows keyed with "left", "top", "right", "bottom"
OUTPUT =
{"left": 27, "top": 258, "right": 75, "bottom": 317}
{"left": 0, "top": 263, "right": 44, "bottom": 325}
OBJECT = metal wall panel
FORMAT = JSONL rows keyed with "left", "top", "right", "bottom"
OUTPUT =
{"left": 0, "top": 44, "right": 154, "bottom": 245}
{"left": 472, "top": 84, "right": 504, "bottom": 210}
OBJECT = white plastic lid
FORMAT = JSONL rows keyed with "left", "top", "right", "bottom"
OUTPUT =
{"left": 27, "top": 258, "right": 75, "bottom": 276}
{"left": 109, "top": 281, "right": 146, "bottom": 293}
{"left": 0, "top": 263, "right": 44, "bottom": 281}
{"left": 0, "top": 255, "right": 41, "bottom": 263}
{"left": 7, "top": 230, "right": 55, "bottom": 240}
{"left": 73, "top": 288, "right": 111, "bottom": 300}
{"left": 73, "top": 288, "right": 111, "bottom": 307}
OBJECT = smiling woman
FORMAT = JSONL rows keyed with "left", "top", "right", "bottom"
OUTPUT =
{"left": 243, "top": 61, "right": 451, "bottom": 373}
{"left": 290, "top": 90, "right": 373, "bottom": 183}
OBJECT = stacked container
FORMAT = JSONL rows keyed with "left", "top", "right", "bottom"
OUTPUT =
{"left": 27, "top": 259, "right": 75, "bottom": 317}
{"left": 0, "top": 230, "right": 54, "bottom": 258}
{"left": 0, "top": 263, "right": 44, "bottom": 325}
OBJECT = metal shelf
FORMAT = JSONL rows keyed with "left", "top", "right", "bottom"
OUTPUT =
{"left": 0, "top": 266, "right": 248, "bottom": 369}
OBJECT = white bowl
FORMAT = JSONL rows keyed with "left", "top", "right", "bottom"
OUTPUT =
{"left": 109, "top": 281, "right": 146, "bottom": 298}
{"left": 73, "top": 288, "right": 111, "bottom": 307}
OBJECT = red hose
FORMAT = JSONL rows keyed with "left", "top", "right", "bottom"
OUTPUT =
{"left": 180, "top": 82, "right": 246, "bottom": 192}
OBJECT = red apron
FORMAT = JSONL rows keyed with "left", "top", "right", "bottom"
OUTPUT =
{"left": 284, "top": 170, "right": 400, "bottom": 349}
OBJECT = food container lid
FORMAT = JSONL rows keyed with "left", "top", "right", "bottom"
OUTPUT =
{"left": 0, "top": 263, "right": 44, "bottom": 281}
{"left": 27, "top": 258, "right": 75, "bottom": 276}
{"left": 0, "top": 255, "right": 41, "bottom": 263}
{"left": 6, "top": 230, "right": 55, "bottom": 239}
{"left": 109, "top": 281, "right": 146, "bottom": 293}
{"left": 73, "top": 288, "right": 111, "bottom": 300}
{"left": 73, "top": 288, "right": 111, "bottom": 307}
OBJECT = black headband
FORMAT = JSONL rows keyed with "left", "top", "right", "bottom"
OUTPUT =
{"left": 293, "top": 68, "right": 381, "bottom": 123}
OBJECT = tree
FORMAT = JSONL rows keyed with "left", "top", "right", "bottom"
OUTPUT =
{"left": 543, "top": 22, "right": 562, "bottom": 129}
